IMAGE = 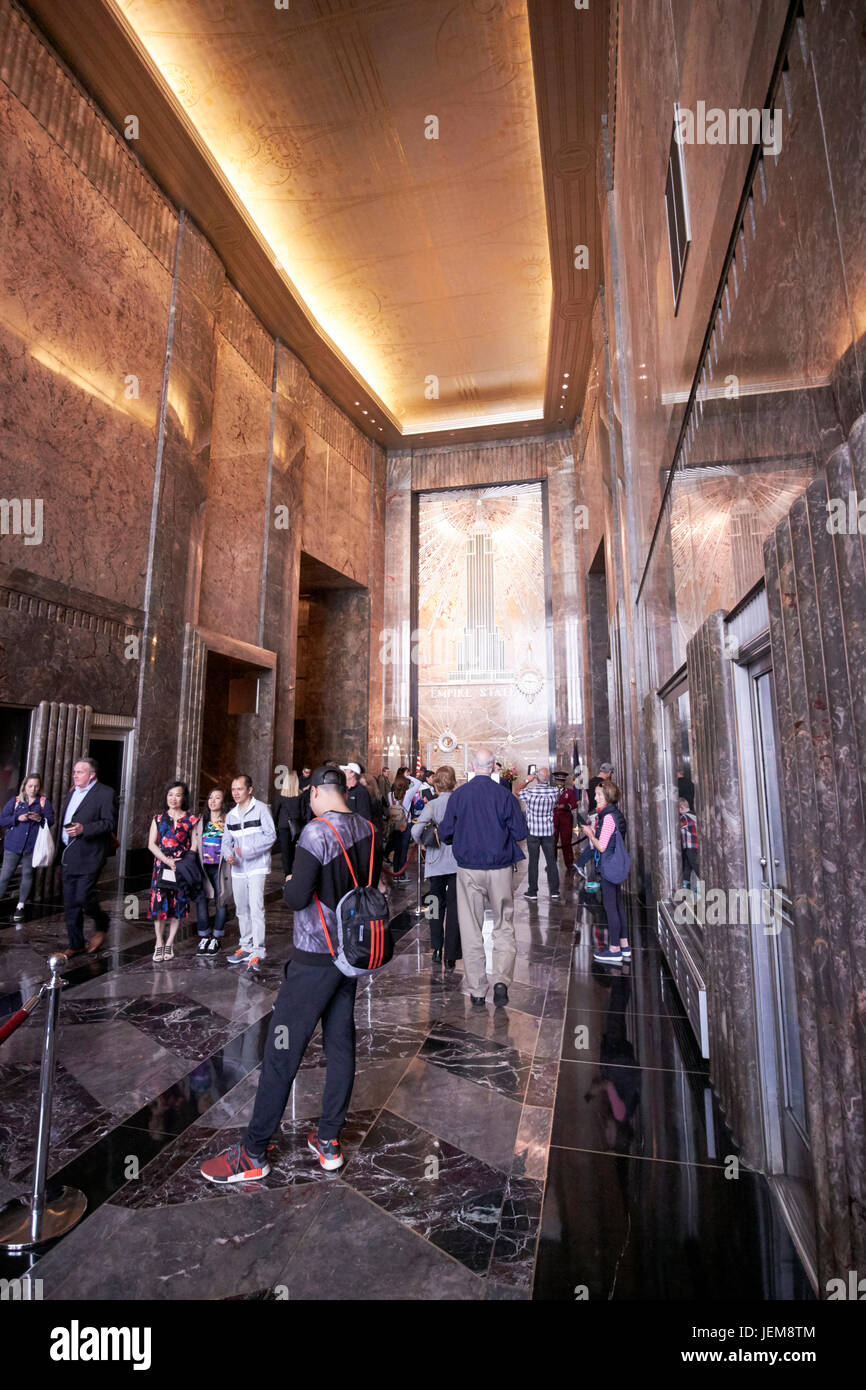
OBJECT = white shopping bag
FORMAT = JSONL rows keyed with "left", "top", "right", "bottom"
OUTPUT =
{"left": 32, "top": 822, "right": 55, "bottom": 868}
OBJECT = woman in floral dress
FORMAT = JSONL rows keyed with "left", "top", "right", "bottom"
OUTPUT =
{"left": 148, "top": 781, "right": 199, "bottom": 961}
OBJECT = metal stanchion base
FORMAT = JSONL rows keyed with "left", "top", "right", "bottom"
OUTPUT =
{"left": 0, "top": 1187, "right": 87, "bottom": 1251}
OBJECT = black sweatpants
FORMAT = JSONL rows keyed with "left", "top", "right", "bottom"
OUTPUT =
{"left": 244, "top": 954, "right": 357, "bottom": 1154}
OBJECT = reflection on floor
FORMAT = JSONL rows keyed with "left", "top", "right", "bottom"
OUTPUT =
{"left": 0, "top": 864, "right": 812, "bottom": 1299}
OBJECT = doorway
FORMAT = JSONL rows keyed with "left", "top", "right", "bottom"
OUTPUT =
{"left": 735, "top": 647, "right": 814, "bottom": 1280}
{"left": 200, "top": 652, "right": 264, "bottom": 809}
{"left": 88, "top": 729, "right": 134, "bottom": 876}
{"left": 586, "top": 541, "right": 611, "bottom": 765}
{"left": 294, "top": 552, "right": 369, "bottom": 769}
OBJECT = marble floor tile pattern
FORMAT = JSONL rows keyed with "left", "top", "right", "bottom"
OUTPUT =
{"left": 0, "top": 864, "right": 811, "bottom": 1299}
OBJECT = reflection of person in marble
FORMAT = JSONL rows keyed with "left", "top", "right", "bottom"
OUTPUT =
{"left": 584, "top": 973, "right": 642, "bottom": 1156}
{"left": 678, "top": 798, "right": 700, "bottom": 889}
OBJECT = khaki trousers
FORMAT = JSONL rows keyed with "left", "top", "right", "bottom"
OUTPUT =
{"left": 455, "top": 865, "right": 517, "bottom": 997}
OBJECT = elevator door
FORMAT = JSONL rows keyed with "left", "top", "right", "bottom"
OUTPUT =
{"left": 747, "top": 660, "right": 810, "bottom": 1189}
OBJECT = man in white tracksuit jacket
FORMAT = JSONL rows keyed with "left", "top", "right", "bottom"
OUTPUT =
{"left": 221, "top": 774, "right": 276, "bottom": 967}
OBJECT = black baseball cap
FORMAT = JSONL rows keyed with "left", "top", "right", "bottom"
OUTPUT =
{"left": 309, "top": 765, "right": 347, "bottom": 791}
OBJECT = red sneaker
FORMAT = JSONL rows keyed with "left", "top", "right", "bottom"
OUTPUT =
{"left": 307, "top": 1131, "right": 344, "bottom": 1171}
{"left": 200, "top": 1142, "right": 270, "bottom": 1184}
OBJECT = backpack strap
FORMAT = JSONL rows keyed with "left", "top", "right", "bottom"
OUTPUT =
{"left": 313, "top": 897, "right": 336, "bottom": 958}
{"left": 314, "top": 815, "right": 376, "bottom": 887}
{"left": 313, "top": 816, "right": 359, "bottom": 886}
{"left": 312, "top": 816, "right": 376, "bottom": 956}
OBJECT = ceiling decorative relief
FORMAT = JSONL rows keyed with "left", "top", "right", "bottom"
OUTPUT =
{"left": 113, "top": 0, "right": 553, "bottom": 433}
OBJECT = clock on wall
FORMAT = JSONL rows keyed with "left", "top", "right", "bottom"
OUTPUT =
{"left": 515, "top": 667, "right": 544, "bottom": 702}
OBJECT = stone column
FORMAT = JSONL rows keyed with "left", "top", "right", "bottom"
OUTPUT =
{"left": 263, "top": 342, "right": 308, "bottom": 776}
{"left": 128, "top": 215, "right": 224, "bottom": 842}
{"left": 382, "top": 451, "right": 414, "bottom": 766}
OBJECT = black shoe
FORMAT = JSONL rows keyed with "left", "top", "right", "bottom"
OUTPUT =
{"left": 432, "top": 948, "right": 442, "bottom": 964}
{"left": 445, "top": 958, "right": 457, "bottom": 969}
{"left": 206, "top": 936, "right": 222, "bottom": 954}
{"left": 493, "top": 983, "right": 509, "bottom": 1005}
{"left": 197, "top": 936, "right": 211, "bottom": 955}
{"left": 12, "top": 904, "right": 25, "bottom": 923}
{"left": 470, "top": 994, "right": 486, "bottom": 1006}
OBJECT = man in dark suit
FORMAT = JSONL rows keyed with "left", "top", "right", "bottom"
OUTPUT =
{"left": 57, "top": 757, "right": 117, "bottom": 957}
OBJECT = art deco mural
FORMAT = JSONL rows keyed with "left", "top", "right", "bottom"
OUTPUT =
{"left": 416, "top": 482, "right": 549, "bottom": 775}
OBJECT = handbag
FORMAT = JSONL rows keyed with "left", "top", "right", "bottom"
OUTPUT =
{"left": 32, "top": 818, "right": 55, "bottom": 868}
{"left": 599, "top": 811, "right": 631, "bottom": 885}
{"left": 420, "top": 820, "right": 440, "bottom": 849}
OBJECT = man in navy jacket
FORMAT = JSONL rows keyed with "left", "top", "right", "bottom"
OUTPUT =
{"left": 58, "top": 757, "right": 117, "bottom": 956}
{"left": 439, "top": 747, "right": 528, "bottom": 1006}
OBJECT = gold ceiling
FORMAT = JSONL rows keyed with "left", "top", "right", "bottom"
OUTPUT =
{"left": 113, "top": 0, "right": 553, "bottom": 434}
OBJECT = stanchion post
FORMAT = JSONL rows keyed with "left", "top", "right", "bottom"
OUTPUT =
{"left": 413, "top": 842, "right": 424, "bottom": 918}
{"left": 0, "top": 955, "right": 87, "bottom": 1251}
{"left": 29, "top": 954, "right": 64, "bottom": 1241}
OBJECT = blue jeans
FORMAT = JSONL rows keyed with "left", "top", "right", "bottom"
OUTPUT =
{"left": 196, "top": 862, "right": 227, "bottom": 937}
{"left": 0, "top": 850, "right": 34, "bottom": 905}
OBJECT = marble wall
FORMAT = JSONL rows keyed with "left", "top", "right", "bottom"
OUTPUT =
{"left": 0, "top": 0, "right": 385, "bottom": 848}
{"left": 620, "top": 0, "right": 866, "bottom": 690}
{"left": 295, "top": 588, "right": 371, "bottom": 769}
{"left": 764, "top": 411, "right": 866, "bottom": 1291}
{"left": 595, "top": 0, "right": 866, "bottom": 1289}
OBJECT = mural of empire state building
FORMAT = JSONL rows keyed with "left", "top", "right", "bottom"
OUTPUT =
{"left": 450, "top": 529, "right": 513, "bottom": 682}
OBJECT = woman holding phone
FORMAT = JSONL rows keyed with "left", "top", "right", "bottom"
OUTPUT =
{"left": 0, "top": 773, "right": 54, "bottom": 922}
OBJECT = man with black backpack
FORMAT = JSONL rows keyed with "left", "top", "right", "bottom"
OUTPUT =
{"left": 200, "top": 765, "right": 380, "bottom": 1182}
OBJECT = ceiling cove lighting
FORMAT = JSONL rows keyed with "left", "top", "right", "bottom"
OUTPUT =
{"left": 112, "top": 0, "right": 552, "bottom": 435}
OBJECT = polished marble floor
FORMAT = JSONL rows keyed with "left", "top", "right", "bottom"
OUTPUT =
{"left": 0, "top": 861, "right": 812, "bottom": 1300}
